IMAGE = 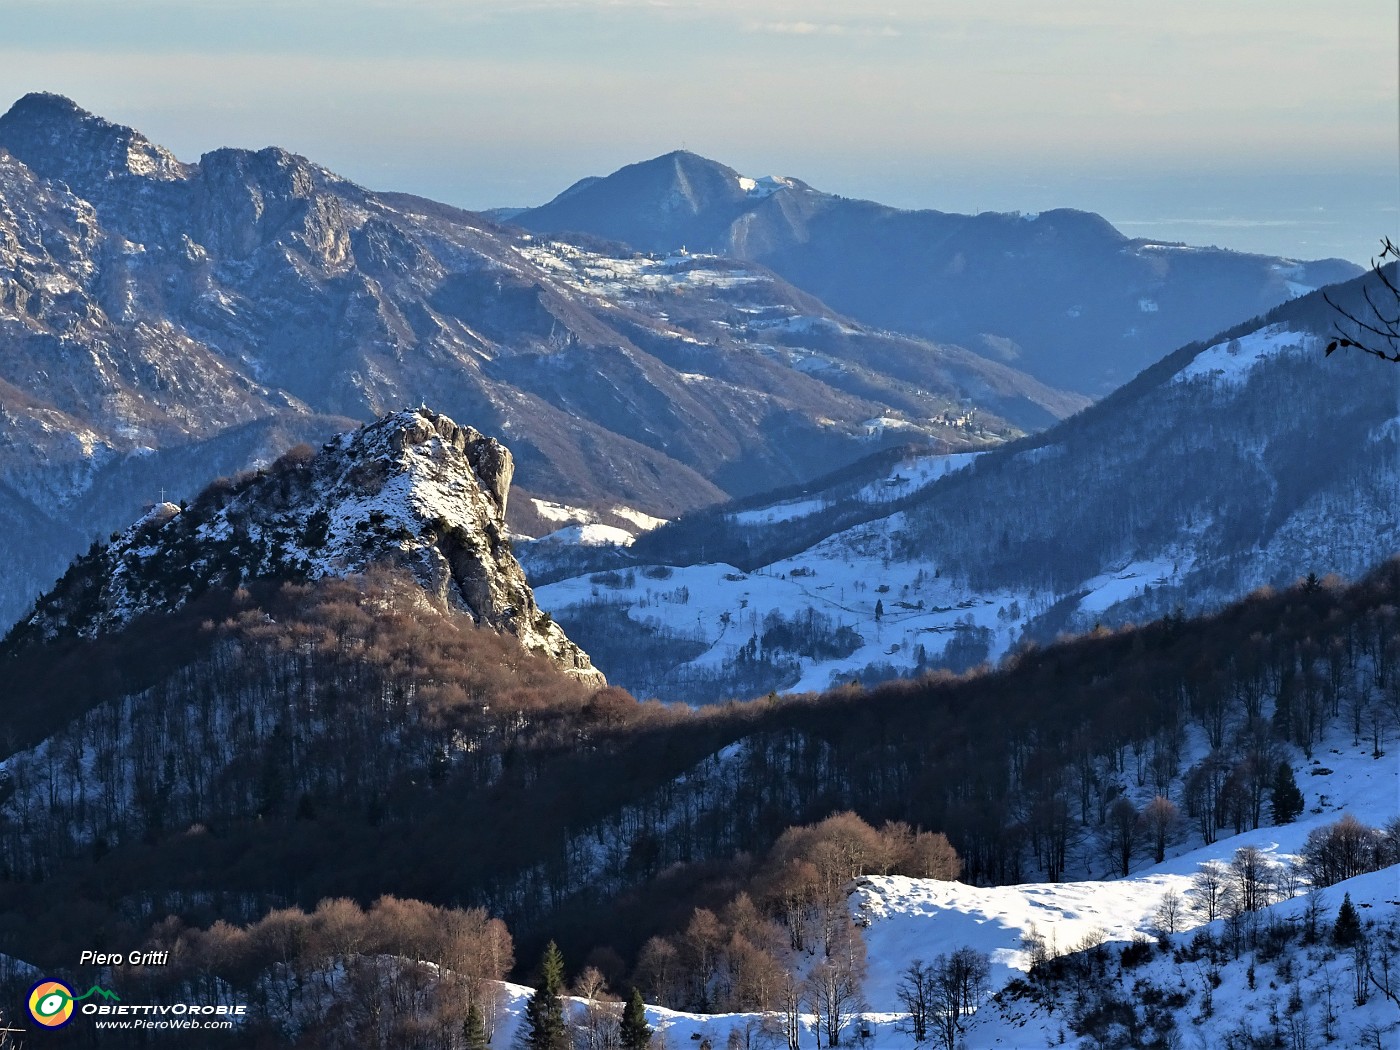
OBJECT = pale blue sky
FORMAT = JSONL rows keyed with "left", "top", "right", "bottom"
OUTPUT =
{"left": 1, "top": 0, "right": 1395, "bottom": 263}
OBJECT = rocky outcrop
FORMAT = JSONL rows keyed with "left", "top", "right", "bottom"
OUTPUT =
{"left": 0, "top": 91, "right": 190, "bottom": 193}
{"left": 10, "top": 409, "right": 605, "bottom": 685}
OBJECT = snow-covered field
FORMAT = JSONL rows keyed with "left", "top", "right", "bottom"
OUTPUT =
{"left": 856, "top": 727, "right": 1398, "bottom": 1011}
{"left": 537, "top": 451, "right": 1026, "bottom": 695}
{"left": 1076, "top": 555, "right": 1191, "bottom": 616}
{"left": 489, "top": 722, "right": 1399, "bottom": 1049}
{"left": 540, "top": 514, "right": 1031, "bottom": 695}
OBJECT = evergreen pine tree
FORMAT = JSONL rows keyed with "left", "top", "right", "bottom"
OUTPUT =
{"left": 524, "top": 941, "right": 568, "bottom": 1050}
{"left": 465, "top": 1002, "right": 490, "bottom": 1050}
{"left": 620, "top": 988, "right": 651, "bottom": 1050}
{"left": 1270, "top": 760, "right": 1305, "bottom": 824}
{"left": 1333, "top": 893, "right": 1363, "bottom": 947}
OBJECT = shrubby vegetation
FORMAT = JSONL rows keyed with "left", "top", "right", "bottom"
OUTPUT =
{"left": 1, "top": 895, "right": 515, "bottom": 1049}
{"left": 634, "top": 812, "right": 957, "bottom": 1024}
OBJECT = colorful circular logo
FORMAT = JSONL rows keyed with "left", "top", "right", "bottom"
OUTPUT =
{"left": 28, "top": 979, "right": 76, "bottom": 1028}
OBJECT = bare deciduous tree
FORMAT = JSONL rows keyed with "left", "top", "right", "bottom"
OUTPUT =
{"left": 1189, "top": 861, "right": 1229, "bottom": 922}
{"left": 1154, "top": 888, "right": 1184, "bottom": 934}
{"left": 1105, "top": 797, "right": 1138, "bottom": 876}
{"left": 1140, "top": 795, "right": 1178, "bottom": 864}
{"left": 806, "top": 919, "right": 867, "bottom": 1048}
{"left": 895, "top": 959, "right": 934, "bottom": 1042}
{"left": 1229, "top": 845, "right": 1274, "bottom": 913}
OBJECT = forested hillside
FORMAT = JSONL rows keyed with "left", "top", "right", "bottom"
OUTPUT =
{"left": 2, "top": 544, "right": 1395, "bottom": 997}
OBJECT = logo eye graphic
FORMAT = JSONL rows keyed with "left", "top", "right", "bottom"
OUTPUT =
{"left": 28, "top": 980, "right": 76, "bottom": 1027}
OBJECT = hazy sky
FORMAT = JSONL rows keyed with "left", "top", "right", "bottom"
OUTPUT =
{"left": 1, "top": 0, "right": 1396, "bottom": 263}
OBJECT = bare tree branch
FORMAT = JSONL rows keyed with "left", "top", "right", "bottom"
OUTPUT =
{"left": 1324, "top": 237, "right": 1400, "bottom": 363}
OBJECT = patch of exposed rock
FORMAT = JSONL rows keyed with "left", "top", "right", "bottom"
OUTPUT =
{"left": 11, "top": 408, "right": 605, "bottom": 685}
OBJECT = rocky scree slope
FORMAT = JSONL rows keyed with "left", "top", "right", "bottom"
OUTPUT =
{"left": 513, "top": 150, "right": 1361, "bottom": 394}
{"left": 0, "top": 93, "right": 1080, "bottom": 628}
{"left": 8, "top": 408, "right": 604, "bottom": 684}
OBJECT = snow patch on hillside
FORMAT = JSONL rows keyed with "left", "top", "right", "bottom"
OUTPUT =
{"left": 1174, "top": 325, "right": 1311, "bottom": 386}
{"left": 1077, "top": 555, "right": 1189, "bottom": 615}
{"left": 730, "top": 452, "right": 979, "bottom": 528}
{"left": 613, "top": 506, "right": 669, "bottom": 531}
{"left": 516, "top": 240, "right": 764, "bottom": 296}
{"left": 527, "top": 499, "right": 666, "bottom": 543}
{"left": 538, "top": 523, "right": 635, "bottom": 547}
{"left": 738, "top": 174, "right": 793, "bottom": 199}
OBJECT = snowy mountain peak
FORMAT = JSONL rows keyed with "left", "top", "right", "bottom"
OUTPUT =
{"left": 335, "top": 406, "right": 516, "bottom": 520}
{"left": 10, "top": 408, "right": 605, "bottom": 684}
{"left": 0, "top": 92, "right": 190, "bottom": 187}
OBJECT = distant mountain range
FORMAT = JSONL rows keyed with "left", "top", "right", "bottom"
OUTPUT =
{"left": 512, "top": 150, "right": 1361, "bottom": 394}
{"left": 0, "top": 92, "right": 1083, "bottom": 628}
{"left": 0, "top": 92, "right": 1372, "bottom": 637}
{"left": 534, "top": 270, "right": 1400, "bottom": 702}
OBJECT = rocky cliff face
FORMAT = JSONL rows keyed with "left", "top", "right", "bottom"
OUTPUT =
{"left": 11, "top": 408, "right": 605, "bottom": 685}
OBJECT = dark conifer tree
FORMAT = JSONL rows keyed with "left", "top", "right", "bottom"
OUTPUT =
{"left": 525, "top": 941, "right": 569, "bottom": 1050}
{"left": 1333, "top": 893, "right": 1363, "bottom": 947}
{"left": 465, "top": 1002, "right": 490, "bottom": 1050}
{"left": 620, "top": 987, "right": 652, "bottom": 1050}
{"left": 1270, "top": 761, "right": 1305, "bottom": 824}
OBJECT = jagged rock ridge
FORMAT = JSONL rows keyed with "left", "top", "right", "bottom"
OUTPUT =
{"left": 11, "top": 408, "right": 605, "bottom": 684}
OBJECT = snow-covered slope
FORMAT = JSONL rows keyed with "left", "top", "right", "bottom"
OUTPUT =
{"left": 960, "top": 865, "right": 1400, "bottom": 1049}
{"left": 855, "top": 727, "right": 1398, "bottom": 1007}
{"left": 537, "top": 462, "right": 1023, "bottom": 699}
{"left": 480, "top": 722, "right": 1399, "bottom": 1050}
{"left": 540, "top": 273, "right": 1400, "bottom": 702}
